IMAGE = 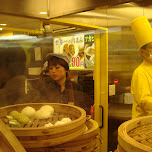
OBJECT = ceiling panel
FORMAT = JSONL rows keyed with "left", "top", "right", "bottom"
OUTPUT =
{"left": 0, "top": 1, "right": 152, "bottom": 35}
{"left": 0, "top": 14, "right": 41, "bottom": 30}
{"left": 0, "top": 0, "right": 48, "bottom": 18}
{"left": 54, "top": 2, "right": 152, "bottom": 28}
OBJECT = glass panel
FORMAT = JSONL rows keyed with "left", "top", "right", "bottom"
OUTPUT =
{"left": 0, "top": 29, "right": 104, "bottom": 116}
{"left": 107, "top": 3, "right": 145, "bottom": 152}
{"left": 52, "top": 30, "right": 95, "bottom": 114}
{"left": 0, "top": 36, "right": 53, "bottom": 107}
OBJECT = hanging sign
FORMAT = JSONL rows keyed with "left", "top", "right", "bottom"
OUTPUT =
{"left": 54, "top": 35, "right": 84, "bottom": 69}
{"left": 54, "top": 33, "right": 95, "bottom": 69}
{"left": 84, "top": 34, "right": 95, "bottom": 68}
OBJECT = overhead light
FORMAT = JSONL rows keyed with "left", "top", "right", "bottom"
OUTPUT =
{"left": 0, "top": 28, "right": 3, "bottom": 30}
{"left": 40, "top": 12, "right": 47, "bottom": 14}
{"left": 0, "top": 34, "right": 37, "bottom": 40}
{"left": 52, "top": 27, "right": 76, "bottom": 33}
{"left": 0, "top": 24, "right": 7, "bottom": 26}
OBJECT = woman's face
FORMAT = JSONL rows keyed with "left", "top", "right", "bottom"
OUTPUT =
{"left": 49, "top": 64, "right": 67, "bottom": 82}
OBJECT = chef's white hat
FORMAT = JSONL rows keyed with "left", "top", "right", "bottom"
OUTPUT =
{"left": 131, "top": 16, "right": 152, "bottom": 48}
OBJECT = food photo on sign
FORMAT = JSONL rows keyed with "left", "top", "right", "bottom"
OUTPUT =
{"left": 84, "top": 34, "right": 95, "bottom": 68}
{"left": 54, "top": 35, "right": 85, "bottom": 69}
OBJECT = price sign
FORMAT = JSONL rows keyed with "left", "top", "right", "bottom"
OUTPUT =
{"left": 54, "top": 34, "right": 85, "bottom": 69}
{"left": 84, "top": 34, "right": 94, "bottom": 43}
{"left": 71, "top": 57, "right": 84, "bottom": 68}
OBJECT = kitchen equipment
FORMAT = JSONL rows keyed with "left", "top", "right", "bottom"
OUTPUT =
{"left": 118, "top": 116, "right": 152, "bottom": 152}
{"left": 0, "top": 103, "right": 86, "bottom": 149}
{"left": 26, "top": 118, "right": 100, "bottom": 152}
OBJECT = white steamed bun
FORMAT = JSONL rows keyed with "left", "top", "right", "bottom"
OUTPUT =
{"left": 54, "top": 121, "right": 65, "bottom": 126}
{"left": 34, "top": 109, "right": 51, "bottom": 119}
{"left": 61, "top": 117, "right": 71, "bottom": 123}
{"left": 40, "top": 105, "right": 54, "bottom": 115}
{"left": 21, "top": 106, "right": 36, "bottom": 118}
{"left": 44, "top": 123, "right": 54, "bottom": 127}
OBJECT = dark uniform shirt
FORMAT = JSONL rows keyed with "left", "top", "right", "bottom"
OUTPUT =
{"left": 38, "top": 77, "right": 84, "bottom": 108}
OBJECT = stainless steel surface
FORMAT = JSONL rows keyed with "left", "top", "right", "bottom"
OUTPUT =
{"left": 0, "top": 1, "right": 152, "bottom": 35}
{"left": 54, "top": 2, "right": 152, "bottom": 27}
{"left": 49, "top": 0, "right": 134, "bottom": 18}
{"left": 0, "top": 0, "right": 137, "bottom": 19}
{"left": 108, "top": 103, "right": 132, "bottom": 120}
{"left": 0, "top": 14, "right": 41, "bottom": 30}
{"left": 0, "top": 0, "right": 48, "bottom": 18}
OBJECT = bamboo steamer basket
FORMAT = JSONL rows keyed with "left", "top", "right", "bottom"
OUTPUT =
{"left": 118, "top": 116, "right": 152, "bottom": 152}
{"left": 26, "top": 118, "right": 100, "bottom": 152}
{"left": 0, "top": 103, "right": 86, "bottom": 149}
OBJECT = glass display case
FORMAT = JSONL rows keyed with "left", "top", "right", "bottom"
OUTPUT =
{"left": 0, "top": 1, "right": 152, "bottom": 152}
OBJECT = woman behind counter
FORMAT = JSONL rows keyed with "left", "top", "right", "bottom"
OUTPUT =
{"left": 39, "top": 53, "right": 84, "bottom": 108}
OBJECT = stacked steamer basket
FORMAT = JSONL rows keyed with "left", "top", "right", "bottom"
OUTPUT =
{"left": 0, "top": 103, "right": 86, "bottom": 149}
{"left": 26, "top": 118, "right": 99, "bottom": 152}
{"left": 0, "top": 103, "right": 100, "bottom": 152}
{"left": 117, "top": 116, "right": 152, "bottom": 152}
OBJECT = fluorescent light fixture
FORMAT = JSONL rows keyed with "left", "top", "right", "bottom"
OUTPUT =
{"left": 0, "top": 34, "right": 37, "bottom": 40}
{"left": 0, "top": 24, "right": 6, "bottom": 26}
{"left": 52, "top": 27, "right": 76, "bottom": 33}
{"left": 40, "top": 12, "right": 47, "bottom": 14}
{"left": 0, "top": 28, "right": 3, "bottom": 30}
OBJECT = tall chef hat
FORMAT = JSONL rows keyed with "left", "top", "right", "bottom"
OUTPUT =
{"left": 131, "top": 16, "right": 152, "bottom": 48}
{"left": 46, "top": 53, "right": 70, "bottom": 64}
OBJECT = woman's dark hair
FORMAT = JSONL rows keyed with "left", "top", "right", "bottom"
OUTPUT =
{"left": 47, "top": 56, "right": 69, "bottom": 71}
